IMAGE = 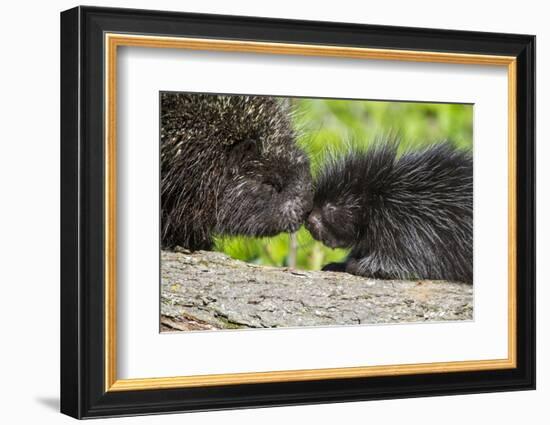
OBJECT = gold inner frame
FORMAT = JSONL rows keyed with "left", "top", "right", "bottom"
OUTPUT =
{"left": 104, "top": 33, "right": 518, "bottom": 392}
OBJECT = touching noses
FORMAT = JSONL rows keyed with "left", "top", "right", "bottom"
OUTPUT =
{"left": 305, "top": 210, "right": 322, "bottom": 238}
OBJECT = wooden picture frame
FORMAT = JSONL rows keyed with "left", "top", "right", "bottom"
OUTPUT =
{"left": 60, "top": 5, "right": 535, "bottom": 419}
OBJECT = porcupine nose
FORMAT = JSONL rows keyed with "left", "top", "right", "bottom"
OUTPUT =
{"left": 305, "top": 210, "right": 322, "bottom": 240}
{"left": 280, "top": 198, "right": 303, "bottom": 232}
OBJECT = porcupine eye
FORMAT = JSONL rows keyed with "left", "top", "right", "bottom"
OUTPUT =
{"left": 229, "top": 138, "right": 260, "bottom": 164}
{"left": 321, "top": 203, "right": 357, "bottom": 245}
{"left": 321, "top": 204, "right": 339, "bottom": 226}
{"left": 262, "top": 178, "right": 283, "bottom": 194}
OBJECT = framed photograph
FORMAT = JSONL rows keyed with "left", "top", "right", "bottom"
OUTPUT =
{"left": 60, "top": 6, "right": 535, "bottom": 419}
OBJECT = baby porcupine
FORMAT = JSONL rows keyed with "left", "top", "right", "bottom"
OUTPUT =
{"left": 161, "top": 92, "right": 313, "bottom": 250}
{"left": 305, "top": 142, "right": 473, "bottom": 283}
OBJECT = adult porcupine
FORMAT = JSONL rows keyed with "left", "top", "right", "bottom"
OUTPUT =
{"left": 161, "top": 92, "right": 313, "bottom": 250}
{"left": 305, "top": 142, "right": 473, "bottom": 283}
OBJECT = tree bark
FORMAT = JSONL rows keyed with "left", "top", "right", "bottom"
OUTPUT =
{"left": 161, "top": 249, "right": 473, "bottom": 332}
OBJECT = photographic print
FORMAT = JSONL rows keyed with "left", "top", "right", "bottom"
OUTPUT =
{"left": 160, "top": 92, "right": 473, "bottom": 332}
{"left": 61, "top": 7, "right": 535, "bottom": 418}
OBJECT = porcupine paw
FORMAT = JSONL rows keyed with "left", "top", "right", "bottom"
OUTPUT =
{"left": 345, "top": 258, "right": 395, "bottom": 280}
{"left": 322, "top": 262, "right": 348, "bottom": 273}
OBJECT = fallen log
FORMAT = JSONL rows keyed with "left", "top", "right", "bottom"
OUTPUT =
{"left": 161, "top": 249, "right": 473, "bottom": 331}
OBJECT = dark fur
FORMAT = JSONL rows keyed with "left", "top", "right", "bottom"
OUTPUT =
{"left": 161, "top": 93, "right": 313, "bottom": 250}
{"left": 306, "top": 142, "right": 473, "bottom": 283}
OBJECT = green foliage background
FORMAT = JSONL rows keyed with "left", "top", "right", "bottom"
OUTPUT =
{"left": 214, "top": 98, "right": 473, "bottom": 270}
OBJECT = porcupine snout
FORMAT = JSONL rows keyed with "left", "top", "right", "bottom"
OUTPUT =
{"left": 305, "top": 209, "right": 323, "bottom": 241}
{"left": 281, "top": 178, "right": 313, "bottom": 233}
{"left": 280, "top": 199, "right": 306, "bottom": 232}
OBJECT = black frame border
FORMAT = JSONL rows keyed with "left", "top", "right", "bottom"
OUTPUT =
{"left": 60, "top": 6, "right": 535, "bottom": 419}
